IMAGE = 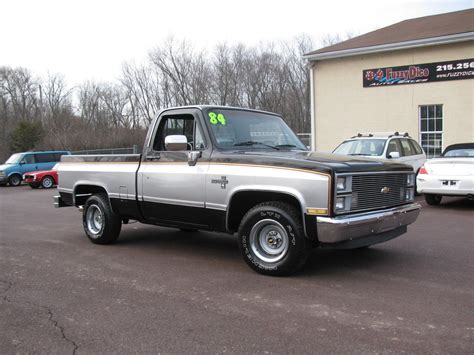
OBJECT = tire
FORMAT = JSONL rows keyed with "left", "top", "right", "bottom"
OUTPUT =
{"left": 353, "top": 245, "right": 371, "bottom": 250}
{"left": 82, "top": 193, "right": 122, "bottom": 244}
{"left": 8, "top": 174, "right": 22, "bottom": 186}
{"left": 41, "top": 176, "right": 54, "bottom": 189}
{"left": 238, "top": 201, "right": 311, "bottom": 276}
{"left": 29, "top": 183, "right": 40, "bottom": 189}
{"left": 425, "top": 194, "right": 442, "bottom": 206}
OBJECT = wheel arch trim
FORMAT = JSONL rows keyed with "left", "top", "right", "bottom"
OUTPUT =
{"left": 72, "top": 182, "right": 112, "bottom": 209}
{"left": 225, "top": 186, "right": 309, "bottom": 236}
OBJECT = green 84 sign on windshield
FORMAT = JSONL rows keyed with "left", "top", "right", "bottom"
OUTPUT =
{"left": 208, "top": 112, "right": 226, "bottom": 125}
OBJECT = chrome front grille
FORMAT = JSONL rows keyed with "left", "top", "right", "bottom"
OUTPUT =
{"left": 350, "top": 173, "right": 408, "bottom": 212}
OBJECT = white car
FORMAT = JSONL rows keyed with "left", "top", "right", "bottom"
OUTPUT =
{"left": 333, "top": 132, "right": 426, "bottom": 173}
{"left": 417, "top": 143, "right": 474, "bottom": 205}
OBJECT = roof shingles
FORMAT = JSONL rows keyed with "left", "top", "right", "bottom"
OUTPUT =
{"left": 305, "top": 9, "right": 474, "bottom": 57}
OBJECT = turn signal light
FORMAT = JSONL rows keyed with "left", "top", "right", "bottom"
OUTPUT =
{"left": 419, "top": 165, "right": 428, "bottom": 175}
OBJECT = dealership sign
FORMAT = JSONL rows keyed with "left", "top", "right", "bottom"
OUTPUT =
{"left": 363, "top": 58, "right": 474, "bottom": 87}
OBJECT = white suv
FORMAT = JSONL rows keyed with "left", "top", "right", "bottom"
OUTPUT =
{"left": 333, "top": 132, "right": 426, "bottom": 173}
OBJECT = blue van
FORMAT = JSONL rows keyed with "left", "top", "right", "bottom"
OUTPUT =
{"left": 0, "top": 151, "right": 70, "bottom": 186}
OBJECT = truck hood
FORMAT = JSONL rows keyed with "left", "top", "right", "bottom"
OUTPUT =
{"left": 211, "top": 150, "right": 413, "bottom": 174}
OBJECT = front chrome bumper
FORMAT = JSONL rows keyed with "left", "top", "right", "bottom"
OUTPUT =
{"left": 317, "top": 203, "right": 421, "bottom": 245}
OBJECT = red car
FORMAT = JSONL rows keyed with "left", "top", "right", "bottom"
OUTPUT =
{"left": 23, "top": 164, "right": 58, "bottom": 189}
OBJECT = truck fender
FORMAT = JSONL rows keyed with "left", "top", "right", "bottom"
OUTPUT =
{"left": 225, "top": 185, "right": 311, "bottom": 238}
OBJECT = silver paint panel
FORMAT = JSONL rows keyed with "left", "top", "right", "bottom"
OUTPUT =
{"left": 58, "top": 161, "right": 330, "bottom": 217}
{"left": 58, "top": 162, "right": 139, "bottom": 203}
{"left": 138, "top": 162, "right": 208, "bottom": 208}
{"left": 207, "top": 163, "right": 330, "bottom": 213}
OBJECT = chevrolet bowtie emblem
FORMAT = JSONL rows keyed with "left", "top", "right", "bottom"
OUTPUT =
{"left": 380, "top": 187, "right": 390, "bottom": 194}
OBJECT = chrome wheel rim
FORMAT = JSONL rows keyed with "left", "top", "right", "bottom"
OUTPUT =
{"left": 86, "top": 205, "right": 103, "bottom": 236}
{"left": 249, "top": 219, "right": 289, "bottom": 263}
{"left": 43, "top": 177, "right": 53, "bottom": 188}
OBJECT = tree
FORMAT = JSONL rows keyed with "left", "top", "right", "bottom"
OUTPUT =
{"left": 9, "top": 121, "right": 43, "bottom": 152}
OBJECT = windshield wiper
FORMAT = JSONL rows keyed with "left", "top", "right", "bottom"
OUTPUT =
{"left": 233, "top": 141, "right": 280, "bottom": 150}
{"left": 275, "top": 144, "right": 305, "bottom": 150}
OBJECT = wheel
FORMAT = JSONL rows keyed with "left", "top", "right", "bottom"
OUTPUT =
{"left": 82, "top": 193, "right": 122, "bottom": 244}
{"left": 29, "top": 183, "right": 40, "bottom": 189}
{"left": 8, "top": 174, "right": 22, "bottom": 186}
{"left": 425, "top": 194, "right": 442, "bottom": 206}
{"left": 41, "top": 176, "right": 54, "bottom": 189}
{"left": 238, "top": 201, "right": 311, "bottom": 276}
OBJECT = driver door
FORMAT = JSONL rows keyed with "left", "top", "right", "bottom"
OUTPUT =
{"left": 137, "top": 109, "right": 210, "bottom": 227}
{"left": 20, "top": 154, "right": 38, "bottom": 174}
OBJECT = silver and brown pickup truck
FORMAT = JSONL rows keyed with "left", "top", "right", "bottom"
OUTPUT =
{"left": 55, "top": 106, "right": 421, "bottom": 275}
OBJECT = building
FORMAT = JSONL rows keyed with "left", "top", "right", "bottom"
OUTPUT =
{"left": 304, "top": 9, "right": 474, "bottom": 157}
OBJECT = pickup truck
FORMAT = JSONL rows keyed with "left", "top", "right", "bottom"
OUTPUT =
{"left": 55, "top": 106, "right": 421, "bottom": 275}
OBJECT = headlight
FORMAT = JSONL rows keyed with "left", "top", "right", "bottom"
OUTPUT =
{"left": 407, "top": 174, "right": 415, "bottom": 186}
{"left": 401, "top": 187, "right": 415, "bottom": 201}
{"left": 335, "top": 195, "right": 352, "bottom": 212}
{"left": 0, "top": 171, "right": 5, "bottom": 177}
{"left": 336, "top": 176, "right": 352, "bottom": 192}
{"left": 335, "top": 175, "right": 352, "bottom": 213}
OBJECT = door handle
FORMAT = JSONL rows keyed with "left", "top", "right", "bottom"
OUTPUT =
{"left": 146, "top": 155, "right": 161, "bottom": 161}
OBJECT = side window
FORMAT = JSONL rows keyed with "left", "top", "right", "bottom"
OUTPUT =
{"left": 386, "top": 139, "right": 400, "bottom": 157}
{"left": 53, "top": 153, "right": 64, "bottom": 162}
{"left": 400, "top": 139, "right": 414, "bottom": 156}
{"left": 409, "top": 140, "right": 423, "bottom": 155}
{"left": 152, "top": 114, "right": 205, "bottom": 151}
{"left": 35, "top": 153, "right": 54, "bottom": 163}
{"left": 194, "top": 122, "right": 206, "bottom": 150}
{"left": 23, "top": 154, "right": 35, "bottom": 164}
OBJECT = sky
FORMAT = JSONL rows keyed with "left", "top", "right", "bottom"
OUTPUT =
{"left": 0, "top": 0, "right": 472, "bottom": 86}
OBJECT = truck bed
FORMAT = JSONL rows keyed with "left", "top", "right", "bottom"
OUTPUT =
{"left": 58, "top": 154, "right": 141, "bottom": 204}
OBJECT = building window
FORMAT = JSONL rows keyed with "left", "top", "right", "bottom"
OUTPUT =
{"left": 419, "top": 105, "right": 443, "bottom": 158}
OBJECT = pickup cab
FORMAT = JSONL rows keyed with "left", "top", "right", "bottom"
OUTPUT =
{"left": 55, "top": 106, "right": 421, "bottom": 275}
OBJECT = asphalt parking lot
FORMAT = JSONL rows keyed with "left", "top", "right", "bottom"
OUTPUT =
{"left": 1, "top": 185, "right": 473, "bottom": 354}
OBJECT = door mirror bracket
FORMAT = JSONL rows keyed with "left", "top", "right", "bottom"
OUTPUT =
{"left": 187, "top": 151, "right": 202, "bottom": 166}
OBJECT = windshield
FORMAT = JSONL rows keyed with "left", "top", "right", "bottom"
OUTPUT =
{"left": 204, "top": 108, "right": 307, "bottom": 150}
{"left": 5, "top": 153, "right": 23, "bottom": 164}
{"left": 333, "top": 139, "right": 386, "bottom": 156}
{"left": 442, "top": 148, "right": 474, "bottom": 157}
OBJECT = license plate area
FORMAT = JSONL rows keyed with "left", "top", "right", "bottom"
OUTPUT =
{"left": 441, "top": 180, "right": 458, "bottom": 188}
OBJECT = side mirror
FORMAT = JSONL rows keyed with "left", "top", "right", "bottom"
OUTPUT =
{"left": 19, "top": 160, "right": 25, "bottom": 165}
{"left": 165, "top": 135, "right": 187, "bottom": 151}
{"left": 187, "top": 151, "right": 202, "bottom": 166}
{"left": 388, "top": 152, "right": 400, "bottom": 159}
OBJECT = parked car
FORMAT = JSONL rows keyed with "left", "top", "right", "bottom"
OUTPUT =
{"left": 417, "top": 143, "right": 474, "bottom": 205}
{"left": 54, "top": 106, "right": 421, "bottom": 276}
{"left": 0, "top": 151, "right": 70, "bottom": 186}
{"left": 333, "top": 132, "right": 426, "bottom": 173}
{"left": 23, "top": 163, "right": 59, "bottom": 189}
